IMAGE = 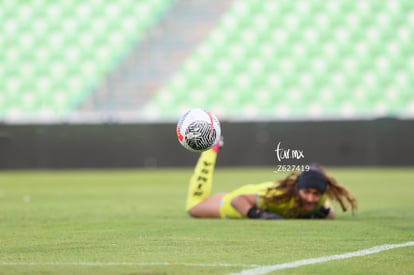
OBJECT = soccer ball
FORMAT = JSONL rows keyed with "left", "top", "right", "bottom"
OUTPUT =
{"left": 176, "top": 109, "right": 221, "bottom": 152}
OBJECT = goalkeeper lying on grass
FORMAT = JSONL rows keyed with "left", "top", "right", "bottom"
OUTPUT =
{"left": 186, "top": 139, "right": 357, "bottom": 220}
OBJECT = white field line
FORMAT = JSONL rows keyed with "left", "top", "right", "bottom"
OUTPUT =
{"left": 231, "top": 241, "right": 414, "bottom": 275}
{"left": 0, "top": 262, "right": 258, "bottom": 268}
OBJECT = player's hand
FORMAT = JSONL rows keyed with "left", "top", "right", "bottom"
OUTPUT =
{"left": 309, "top": 206, "right": 330, "bottom": 219}
{"left": 247, "top": 207, "right": 283, "bottom": 220}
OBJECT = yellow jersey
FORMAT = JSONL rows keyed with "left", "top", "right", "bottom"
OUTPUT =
{"left": 219, "top": 181, "right": 330, "bottom": 219}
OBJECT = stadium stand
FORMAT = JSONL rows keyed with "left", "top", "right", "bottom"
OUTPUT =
{"left": 144, "top": 0, "right": 414, "bottom": 121}
{"left": 80, "top": 0, "right": 235, "bottom": 121}
{"left": 1, "top": 0, "right": 413, "bottom": 122}
{"left": 0, "top": 0, "right": 174, "bottom": 122}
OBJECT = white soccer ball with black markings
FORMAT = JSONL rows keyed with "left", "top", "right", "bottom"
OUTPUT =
{"left": 176, "top": 109, "right": 221, "bottom": 152}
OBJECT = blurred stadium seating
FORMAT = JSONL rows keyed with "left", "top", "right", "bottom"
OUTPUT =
{"left": 0, "top": 0, "right": 174, "bottom": 122}
{"left": 1, "top": 0, "right": 414, "bottom": 123}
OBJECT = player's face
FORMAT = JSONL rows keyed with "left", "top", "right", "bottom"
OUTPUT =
{"left": 298, "top": 188, "right": 322, "bottom": 211}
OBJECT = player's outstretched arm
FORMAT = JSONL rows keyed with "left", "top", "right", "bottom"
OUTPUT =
{"left": 231, "top": 194, "right": 283, "bottom": 220}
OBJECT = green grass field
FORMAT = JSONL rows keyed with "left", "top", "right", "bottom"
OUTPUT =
{"left": 0, "top": 167, "right": 413, "bottom": 274}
